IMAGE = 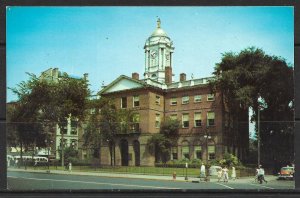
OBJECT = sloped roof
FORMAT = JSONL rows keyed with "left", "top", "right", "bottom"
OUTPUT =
{"left": 98, "top": 75, "right": 148, "bottom": 95}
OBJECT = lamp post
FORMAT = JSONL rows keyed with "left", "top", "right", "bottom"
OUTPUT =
{"left": 185, "top": 162, "right": 188, "bottom": 181}
{"left": 258, "top": 107, "right": 260, "bottom": 167}
{"left": 45, "top": 139, "right": 53, "bottom": 171}
{"left": 204, "top": 130, "right": 211, "bottom": 165}
{"left": 45, "top": 139, "right": 50, "bottom": 171}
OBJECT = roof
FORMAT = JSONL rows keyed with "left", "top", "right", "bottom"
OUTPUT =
{"left": 98, "top": 75, "right": 148, "bottom": 95}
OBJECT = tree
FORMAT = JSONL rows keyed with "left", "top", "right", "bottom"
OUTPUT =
{"left": 147, "top": 118, "right": 180, "bottom": 163}
{"left": 99, "top": 97, "right": 134, "bottom": 166}
{"left": 9, "top": 72, "right": 90, "bottom": 167}
{"left": 82, "top": 98, "right": 102, "bottom": 159}
{"left": 211, "top": 47, "right": 294, "bottom": 169}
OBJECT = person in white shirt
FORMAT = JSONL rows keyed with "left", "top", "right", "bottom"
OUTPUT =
{"left": 231, "top": 166, "right": 236, "bottom": 180}
{"left": 257, "top": 165, "right": 267, "bottom": 183}
{"left": 200, "top": 163, "right": 206, "bottom": 181}
{"left": 222, "top": 166, "right": 229, "bottom": 182}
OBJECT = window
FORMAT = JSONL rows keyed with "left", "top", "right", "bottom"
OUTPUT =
{"left": 133, "top": 96, "right": 140, "bottom": 107}
{"left": 155, "top": 114, "right": 160, "bottom": 128}
{"left": 71, "top": 120, "right": 78, "bottom": 135}
{"left": 182, "top": 146, "right": 190, "bottom": 159}
{"left": 182, "top": 114, "right": 189, "bottom": 128}
{"left": 207, "top": 94, "right": 215, "bottom": 101}
{"left": 207, "top": 112, "right": 215, "bottom": 126}
{"left": 121, "top": 97, "right": 127, "bottom": 108}
{"left": 155, "top": 95, "right": 160, "bottom": 105}
{"left": 131, "top": 113, "right": 140, "bottom": 132}
{"left": 194, "top": 146, "right": 202, "bottom": 159}
{"left": 194, "top": 95, "right": 202, "bottom": 103}
{"left": 182, "top": 96, "right": 189, "bottom": 104}
{"left": 170, "top": 97, "right": 177, "bottom": 105}
{"left": 70, "top": 139, "right": 77, "bottom": 148}
{"left": 194, "top": 112, "right": 202, "bottom": 127}
{"left": 208, "top": 145, "right": 215, "bottom": 160}
{"left": 61, "top": 122, "right": 68, "bottom": 134}
{"left": 170, "top": 114, "right": 177, "bottom": 120}
{"left": 59, "top": 138, "right": 67, "bottom": 148}
{"left": 171, "top": 147, "right": 178, "bottom": 160}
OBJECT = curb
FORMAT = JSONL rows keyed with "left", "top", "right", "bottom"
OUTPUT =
{"left": 8, "top": 168, "right": 195, "bottom": 183}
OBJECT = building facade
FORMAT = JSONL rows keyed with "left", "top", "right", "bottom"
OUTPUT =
{"left": 39, "top": 68, "right": 87, "bottom": 159}
{"left": 99, "top": 19, "right": 249, "bottom": 166}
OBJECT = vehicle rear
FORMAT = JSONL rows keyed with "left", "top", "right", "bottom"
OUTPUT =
{"left": 278, "top": 167, "right": 294, "bottom": 180}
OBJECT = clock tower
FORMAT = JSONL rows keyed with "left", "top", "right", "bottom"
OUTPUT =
{"left": 144, "top": 18, "right": 174, "bottom": 84}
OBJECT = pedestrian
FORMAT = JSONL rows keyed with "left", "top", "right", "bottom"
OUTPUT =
{"left": 223, "top": 166, "right": 229, "bottom": 183}
{"left": 34, "top": 159, "right": 38, "bottom": 167}
{"left": 68, "top": 162, "right": 72, "bottom": 172}
{"left": 258, "top": 165, "right": 267, "bottom": 183}
{"left": 217, "top": 168, "right": 222, "bottom": 182}
{"left": 231, "top": 166, "right": 236, "bottom": 181}
{"left": 15, "top": 159, "right": 18, "bottom": 168}
{"left": 200, "top": 163, "right": 206, "bottom": 181}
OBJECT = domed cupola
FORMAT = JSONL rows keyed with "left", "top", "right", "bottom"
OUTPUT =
{"left": 150, "top": 18, "right": 169, "bottom": 37}
{"left": 144, "top": 18, "right": 175, "bottom": 84}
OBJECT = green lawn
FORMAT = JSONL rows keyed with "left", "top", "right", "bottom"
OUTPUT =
{"left": 19, "top": 165, "right": 202, "bottom": 177}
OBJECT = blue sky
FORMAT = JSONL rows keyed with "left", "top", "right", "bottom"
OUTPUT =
{"left": 6, "top": 6, "right": 294, "bottom": 137}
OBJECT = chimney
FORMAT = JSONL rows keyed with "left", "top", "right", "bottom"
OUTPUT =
{"left": 165, "top": 67, "right": 172, "bottom": 84}
{"left": 83, "top": 73, "right": 88, "bottom": 80}
{"left": 180, "top": 73, "right": 186, "bottom": 82}
{"left": 132, "top": 72, "right": 139, "bottom": 80}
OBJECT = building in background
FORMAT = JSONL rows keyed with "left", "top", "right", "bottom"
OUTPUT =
{"left": 99, "top": 19, "right": 249, "bottom": 166}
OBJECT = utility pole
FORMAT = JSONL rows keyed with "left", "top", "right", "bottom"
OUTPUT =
{"left": 257, "top": 107, "right": 261, "bottom": 167}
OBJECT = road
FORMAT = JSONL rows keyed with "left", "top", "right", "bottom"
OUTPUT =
{"left": 7, "top": 171, "right": 294, "bottom": 190}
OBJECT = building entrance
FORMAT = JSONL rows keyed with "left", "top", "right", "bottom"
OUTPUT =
{"left": 120, "top": 139, "right": 129, "bottom": 166}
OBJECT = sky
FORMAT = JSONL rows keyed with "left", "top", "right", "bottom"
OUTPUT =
{"left": 6, "top": 6, "right": 294, "bottom": 137}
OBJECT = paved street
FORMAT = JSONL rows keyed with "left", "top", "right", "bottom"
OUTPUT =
{"left": 7, "top": 169, "right": 294, "bottom": 190}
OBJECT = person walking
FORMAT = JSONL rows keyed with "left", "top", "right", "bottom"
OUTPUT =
{"left": 68, "top": 162, "right": 72, "bottom": 172}
{"left": 258, "top": 165, "right": 267, "bottom": 184}
{"left": 217, "top": 168, "right": 222, "bottom": 182}
{"left": 231, "top": 166, "right": 236, "bottom": 181}
{"left": 223, "top": 166, "right": 229, "bottom": 183}
{"left": 200, "top": 163, "right": 206, "bottom": 181}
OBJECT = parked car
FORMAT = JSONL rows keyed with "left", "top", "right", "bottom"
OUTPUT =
{"left": 278, "top": 166, "right": 294, "bottom": 180}
{"left": 209, "top": 166, "right": 222, "bottom": 176}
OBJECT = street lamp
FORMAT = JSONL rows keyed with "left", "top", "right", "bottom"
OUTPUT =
{"left": 185, "top": 162, "right": 188, "bottom": 181}
{"left": 257, "top": 107, "right": 261, "bottom": 167}
{"left": 45, "top": 139, "right": 53, "bottom": 171}
{"left": 204, "top": 130, "right": 212, "bottom": 165}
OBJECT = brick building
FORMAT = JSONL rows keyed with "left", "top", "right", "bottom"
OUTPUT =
{"left": 99, "top": 19, "right": 249, "bottom": 166}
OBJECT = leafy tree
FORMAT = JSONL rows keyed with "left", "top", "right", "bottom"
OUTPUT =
{"left": 60, "top": 146, "right": 79, "bottom": 163}
{"left": 82, "top": 98, "right": 102, "bottom": 159}
{"left": 219, "top": 153, "right": 239, "bottom": 167}
{"left": 9, "top": 72, "right": 90, "bottom": 167}
{"left": 147, "top": 118, "right": 180, "bottom": 163}
{"left": 211, "top": 47, "right": 294, "bottom": 169}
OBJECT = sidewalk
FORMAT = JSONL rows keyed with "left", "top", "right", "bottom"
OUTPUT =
{"left": 8, "top": 168, "right": 277, "bottom": 183}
